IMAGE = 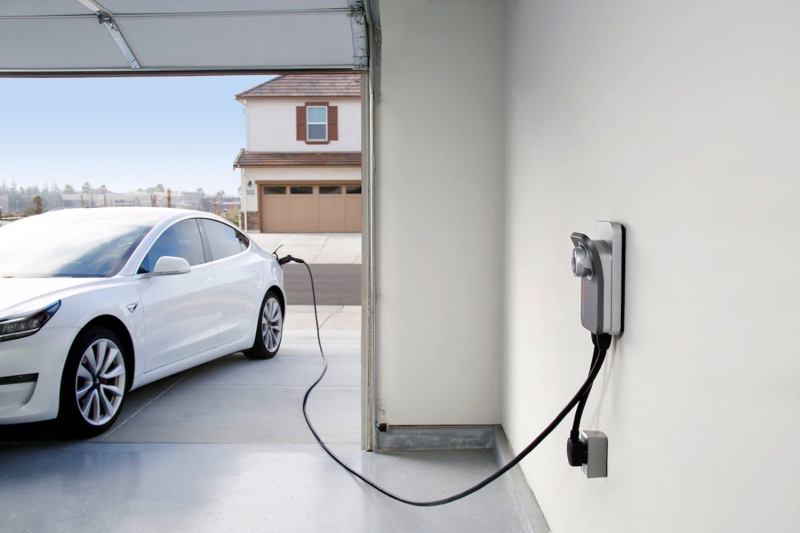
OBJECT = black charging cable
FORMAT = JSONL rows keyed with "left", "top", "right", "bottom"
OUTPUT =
{"left": 566, "top": 333, "right": 611, "bottom": 467}
{"left": 279, "top": 254, "right": 611, "bottom": 507}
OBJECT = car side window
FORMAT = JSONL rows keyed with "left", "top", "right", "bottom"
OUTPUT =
{"left": 138, "top": 219, "right": 205, "bottom": 274}
{"left": 200, "top": 219, "right": 249, "bottom": 261}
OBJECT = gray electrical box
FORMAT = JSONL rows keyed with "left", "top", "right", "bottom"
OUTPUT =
{"left": 580, "top": 430, "right": 608, "bottom": 478}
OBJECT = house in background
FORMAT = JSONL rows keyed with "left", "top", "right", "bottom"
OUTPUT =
{"left": 234, "top": 73, "right": 362, "bottom": 233}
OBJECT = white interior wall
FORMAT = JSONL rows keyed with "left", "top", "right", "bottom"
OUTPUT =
{"left": 502, "top": 1, "right": 800, "bottom": 531}
{"left": 374, "top": 0, "right": 505, "bottom": 424}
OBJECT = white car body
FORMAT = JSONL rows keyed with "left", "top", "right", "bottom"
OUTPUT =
{"left": 0, "top": 208, "right": 285, "bottom": 425}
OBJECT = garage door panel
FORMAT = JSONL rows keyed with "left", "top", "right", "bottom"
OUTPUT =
{"left": 0, "top": 19, "right": 129, "bottom": 69}
{"left": 0, "top": 0, "right": 88, "bottom": 17}
{"left": 117, "top": 14, "right": 353, "bottom": 69}
{"left": 263, "top": 196, "right": 291, "bottom": 233}
{"left": 319, "top": 195, "right": 347, "bottom": 232}
{"left": 289, "top": 197, "right": 319, "bottom": 232}
{"left": 344, "top": 195, "right": 362, "bottom": 232}
{"left": 101, "top": 0, "right": 349, "bottom": 13}
{"left": 0, "top": 1, "right": 363, "bottom": 72}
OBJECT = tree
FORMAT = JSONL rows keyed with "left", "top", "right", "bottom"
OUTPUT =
{"left": 32, "top": 196, "right": 43, "bottom": 215}
{"left": 213, "top": 190, "right": 226, "bottom": 215}
{"left": 223, "top": 208, "right": 242, "bottom": 228}
{"left": 63, "top": 184, "right": 75, "bottom": 194}
{"left": 82, "top": 182, "right": 92, "bottom": 194}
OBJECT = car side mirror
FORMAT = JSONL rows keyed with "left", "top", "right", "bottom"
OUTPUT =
{"left": 152, "top": 256, "right": 191, "bottom": 276}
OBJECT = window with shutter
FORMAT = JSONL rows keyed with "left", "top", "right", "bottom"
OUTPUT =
{"left": 306, "top": 105, "right": 328, "bottom": 142}
{"left": 296, "top": 106, "right": 306, "bottom": 141}
{"left": 328, "top": 106, "right": 339, "bottom": 141}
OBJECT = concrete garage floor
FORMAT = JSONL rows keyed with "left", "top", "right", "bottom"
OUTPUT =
{"left": 0, "top": 315, "right": 538, "bottom": 532}
{"left": 0, "top": 306, "right": 544, "bottom": 533}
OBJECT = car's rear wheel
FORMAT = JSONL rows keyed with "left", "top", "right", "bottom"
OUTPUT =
{"left": 244, "top": 290, "right": 283, "bottom": 360}
{"left": 58, "top": 327, "right": 128, "bottom": 437}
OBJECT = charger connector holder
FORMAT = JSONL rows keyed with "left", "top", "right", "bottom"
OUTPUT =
{"left": 570, "top": 221, "right": 625, "bottom": 336}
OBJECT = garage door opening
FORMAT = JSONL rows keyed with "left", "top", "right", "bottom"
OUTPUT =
{"left": 0, "top": 72, "right": 368, "bottom": 447}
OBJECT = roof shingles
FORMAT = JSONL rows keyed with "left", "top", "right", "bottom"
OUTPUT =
{"left": 236, "top": 73, "right": 361, "bottom": 99}
{"left": 233, "top": 150, "right": 361, "bottom": 168}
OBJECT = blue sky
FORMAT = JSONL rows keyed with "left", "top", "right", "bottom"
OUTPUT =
{"left": 0, "top": 75, "right": 274, "bottom": 196}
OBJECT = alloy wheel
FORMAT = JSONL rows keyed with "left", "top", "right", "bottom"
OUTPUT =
{"left": 74, "top": 338, "right": 126, "bottom": 426}
{"left": 261, "top": 297, "right": 283, "bottom": 352}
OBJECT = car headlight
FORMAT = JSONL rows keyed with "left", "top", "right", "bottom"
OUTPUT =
{"left": 0, "top": 301, "right": 61, "bottom": 342}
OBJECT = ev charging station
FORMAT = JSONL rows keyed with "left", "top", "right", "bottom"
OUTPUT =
{"left": 0, "top": 0, "right": 800, "bottom": 533}
{"left": 0, "top": 0, "right": 626, "bottom": 505}
{"left": 275, "top": 219, "right": 625, "bottom": 504}
{"left": 7, "top": 2, "right": 796, "bottom": 531}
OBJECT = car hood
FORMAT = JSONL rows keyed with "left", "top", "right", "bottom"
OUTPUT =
{"left": 0, "top": 277, "right": 102, "bottom": 318}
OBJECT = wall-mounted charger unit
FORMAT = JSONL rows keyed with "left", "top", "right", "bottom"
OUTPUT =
{"left": 567, "top": 221, "right": 624, "bottom": 478}
{"left": 570, "top": 221, "right": 625, "bottom": 336}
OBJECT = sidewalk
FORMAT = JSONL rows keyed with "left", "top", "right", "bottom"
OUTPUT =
{"left": 249, "top": 233, "right": 362, "bottom": 264}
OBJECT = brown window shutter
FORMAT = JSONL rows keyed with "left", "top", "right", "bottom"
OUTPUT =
{"left": 296, "top": 106, "right": 306, "bottom": 141}
{"left": 328, "top": 106, "right": 339, "bottom": 141}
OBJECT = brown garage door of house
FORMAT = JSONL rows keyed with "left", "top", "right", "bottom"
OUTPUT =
{"left": 261, "top": 183, "right": 362, "bottom": 233}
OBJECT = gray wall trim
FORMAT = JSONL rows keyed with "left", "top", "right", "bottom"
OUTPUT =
{"left": 493, "top": 427, "right": 551, "bottom": 533}
{"left": 375, "top": 425, "right": 550, "bottom": 531}
{"left": 375, "top": 425, "right": 496, "bottom": 451}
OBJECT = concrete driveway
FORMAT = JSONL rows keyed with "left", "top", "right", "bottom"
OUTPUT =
{"left": 248, "top": 233, "right": 362, "bottom": 264}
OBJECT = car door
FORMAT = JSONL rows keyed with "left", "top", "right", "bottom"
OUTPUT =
{"left": 199, "top": 218, "right": 260, "bottom": 348}
{"left": 135, "top": 218, "right": 219, "bottom": 371}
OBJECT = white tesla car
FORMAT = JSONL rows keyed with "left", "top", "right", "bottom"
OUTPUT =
{"left": 0, "top": 208, "right": 285, "bottom": 436}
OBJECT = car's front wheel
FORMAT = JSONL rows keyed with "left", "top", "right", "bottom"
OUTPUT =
{"left": 244, "top": 290, "right": 283, "bottom": 360}
{"left": 58, "top": 327, "right": 128, "bottom": 437}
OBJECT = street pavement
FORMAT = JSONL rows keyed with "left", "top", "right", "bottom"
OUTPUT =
{"left": 282, "top": 263, "right": 361, "bottom": 306}
{"left": 248, "top": 233, "right": 362, "bottom": 306}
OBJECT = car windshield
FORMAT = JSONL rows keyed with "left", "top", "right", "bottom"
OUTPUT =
{"left": 0, "top": 212, "right": 156, "bottom": 278}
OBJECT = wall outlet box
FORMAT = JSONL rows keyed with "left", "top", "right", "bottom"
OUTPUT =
{"left": 580, "top": 430, "right": 608, "bottom": 478}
